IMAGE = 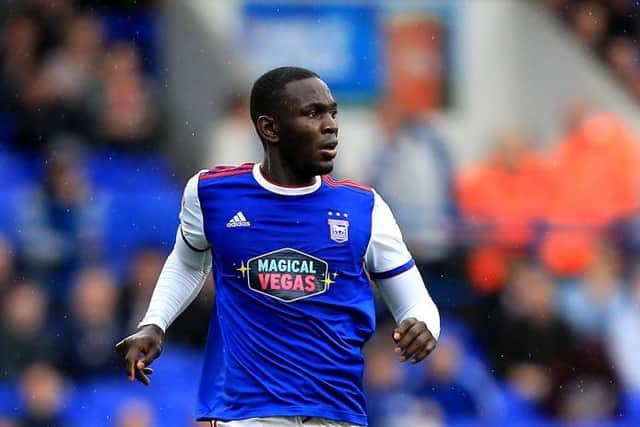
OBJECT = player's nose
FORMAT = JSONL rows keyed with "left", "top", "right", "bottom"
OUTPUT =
{"left": 321, "top": 113, "right": 338, "bottom": 135}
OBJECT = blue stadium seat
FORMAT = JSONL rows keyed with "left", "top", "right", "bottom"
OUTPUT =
{"left": 103, "top": 189, "right": 180, "bottom": 272}
{"left": 0, "top": 381, "right": 19, "bottom": 417}
{"left": 87, "top": 152, "right": 178, "bottom": 193}
{"left": 0, "top": 150, "right": 35, "bottom": 187}
{"left": 100, "top": 11, "right": 160, "bottom": 75}
{"left": 0, "top": 187, "right": 31, "bottom": 241}
{"left": 64, "top": 347, "right": 202, "bottom": 427}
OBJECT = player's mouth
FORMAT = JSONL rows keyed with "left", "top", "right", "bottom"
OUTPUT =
{"left": 319, "top": 141, "right": 338, "bottom": 159}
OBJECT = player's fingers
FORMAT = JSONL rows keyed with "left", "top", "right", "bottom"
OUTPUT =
{"left": 138, "top": 343, "right": 162, "bottom": 369}
{"left": 395, "top": 322, "right": 424, "bottom": 352}
{"left": 134, "top": 366, "right": 151, "bottom": 386}
{"left": 410, "top": 338, "right": 437, "bottom": 364}
{"left": 123, "top": 346, "right": 142, "bottom": 381}
{"left": 393, "top": 318, "right": 417, "bottom": 342}
{"left": 401, "top": 331, "right": 429, "bottom": 362}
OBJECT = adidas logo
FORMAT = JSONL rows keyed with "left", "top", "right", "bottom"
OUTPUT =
{"left": 226, "top": 211, "right": 251, "bottom": 228}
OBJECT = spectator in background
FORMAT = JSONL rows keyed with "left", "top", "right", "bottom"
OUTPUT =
{"left": 405, "top": 321, "right": 506, "bottom": 424}
{"left": 25, "top": 0, "right": 74, "bottom": 56}
{"left": 608, "top": 263, "right": 640, "bottom": 394}
{"left": 368, "top": 99, "right": 455, "bottom": 263}
{"left": 18, "top": 363, "right": 67, "bottom": 427}
{"left": 0, "top": 236, "right": 16, "bottom": 295}
{"left": 606, "top": 36, "right": 639, "bottom": 86}
{"left": 34, "top": 13, "right": 103, "bottom": 140}
{"left": 456, "top": 128, "right": 549, "bottom": 293}
{"left": 557, "top": 242, "right": 627, "bottom": 337}
{"left": 364, "top": 320, "right": 442, "bottom": 427}
{"left": 205, "top": 93, "right": 261, "bottom": 167}
{"left": 62, "top": 266, "right": 121, "bottom": 379}
{"left": 549, "top": 344, "right": 620, "bottom": 423}
{"left": 0, "top": 417, "right": 19, "bottom": 427}
{"left": 569, "top": 0, "right": 610, "bottom": 55}
{"left": 0, "top": 13, "right": 48, "bottom": 152}
{"left": 121, "top": 248, "right": 166, "bottom": 332}
{"left": 485, "top": 262, "right": 576, "bottom": 410}
{"left": 0, "top": 281, "right": 57, "bottom": 379}
{"left": 0, "top": 13, "right": 40, "bottom": 114}
{"left": 17, "top": 143, "right": 105, "bottom": 298}
{"left": 91, "top": 42, "right": 160, "bottom": 151}
{"left": 116, "top": 398, "right": 155, "bottom": 427}
{"left": 540, "top": 111, "right": 640, "bottom": 275}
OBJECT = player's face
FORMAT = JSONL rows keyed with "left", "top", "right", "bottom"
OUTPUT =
{"left": 276, "top": 77, "right": 339, "bottom": 177}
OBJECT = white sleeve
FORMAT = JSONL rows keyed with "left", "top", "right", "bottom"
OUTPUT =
{"left": 179, "top": 171, "right": 210, "bottom": 252}
{"left": 137, "top": 172, "right": 213, "bottom": 332}
{"left": 376, "top": 266, "right": 441, "bottom": 340}
{"left": 366, "top": 190, "right": 440, "bottom": 340}
{"left": 365, "top": 190, "right": 415, "bottom": 278}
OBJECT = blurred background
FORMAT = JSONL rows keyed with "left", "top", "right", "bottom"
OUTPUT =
{"left": 1, "top": 0, "right": 640, "bottom": 426}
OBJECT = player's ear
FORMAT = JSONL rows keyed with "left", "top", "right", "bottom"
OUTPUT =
{"left": 257, "top": 115, "right": 279, "bottom": 145}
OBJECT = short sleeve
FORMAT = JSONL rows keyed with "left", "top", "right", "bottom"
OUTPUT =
{"left": 365, "top": 190, "right": 415, "bottom": 279}
{"left": 179, "top": 171, "right": 210, "bottom": 252}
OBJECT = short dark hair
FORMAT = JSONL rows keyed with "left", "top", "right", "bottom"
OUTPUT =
{"left": 249, "top": 66, "right": 319, "bottom": 125}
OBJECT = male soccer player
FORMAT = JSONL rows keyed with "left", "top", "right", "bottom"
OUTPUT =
{"left": 115, "top": 67, "right": 440, "bottom": 427}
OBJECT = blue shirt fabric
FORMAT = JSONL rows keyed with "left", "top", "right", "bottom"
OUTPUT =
{"left": 194, "top": 164, "right": 396, "bottom": 426}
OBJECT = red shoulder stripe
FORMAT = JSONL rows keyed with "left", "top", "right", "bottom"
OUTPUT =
{"left": 206, "top": 162, "right": 254, "bottom": 173}
{"left": 200, "top": 164, "right": 254, "bottom": 181}
{"left": 322, "top": 175, "right": 371, "bottom": 192}
{"left": 199, "top": 169, "right": 252, "bottom": 181}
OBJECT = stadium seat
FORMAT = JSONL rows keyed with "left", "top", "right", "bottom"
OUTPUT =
{"left": 0, "top": 381, "right": 18, "bottom": 417}
{"left": 87, "top": 151, "right": 179, "bottom": 193}
{"left": 100, "top": 11, "right": 160, "bottom": 75}
{"left": 103, "top": 189, "right": 180, "bottom": 273}
{"left": 64, "top": 347, "right": 202, "bottom": 427}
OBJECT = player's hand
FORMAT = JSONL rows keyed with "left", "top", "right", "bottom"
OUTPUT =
{"left": 115, "top": 324, "right": 164, "bottom": 386}
{"left": 393, "top": 317, "right": 436, "bottom": 364}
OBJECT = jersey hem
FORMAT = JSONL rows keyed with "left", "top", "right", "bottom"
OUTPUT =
{"left": 369, "top": 259, "right": 415, "bottom": 279}
{"left": 196, "top": 407, "right": 367, "bottom": 426}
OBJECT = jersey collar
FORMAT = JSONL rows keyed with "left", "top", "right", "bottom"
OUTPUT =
{"left": 252, "top": 163, "right": 321, "bottom": 196}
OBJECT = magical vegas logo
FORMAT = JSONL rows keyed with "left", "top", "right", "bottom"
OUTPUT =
{"left": 243, "top": 248, "right": 333, "bottom": 302}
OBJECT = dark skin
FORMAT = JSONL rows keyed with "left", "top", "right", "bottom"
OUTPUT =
{"left": 257, "top": 77, "right": 339, "bottom": 185}
{"left": 115, "top": 77, "right": 435, "bottom": 385}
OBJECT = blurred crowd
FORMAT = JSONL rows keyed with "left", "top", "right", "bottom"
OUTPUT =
{"left": 543, "top": 0, "right": 640, "bottom": 99}
{"left": 355, "top": 97, "right": 640, "bottom": 426}
{"left": 2, "top": 1, "right": 640, "bottom": 427}
{"left": 0, "top": 1, "right": 204, "bottom": 426}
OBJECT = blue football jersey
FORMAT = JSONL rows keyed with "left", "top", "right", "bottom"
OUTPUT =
{"left": 179, "top": 163, "right": 415, "bottom": 426}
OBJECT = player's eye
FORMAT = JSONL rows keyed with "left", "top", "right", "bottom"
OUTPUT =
{"left": 330, "top": 110, "right": 338, "bottom": 119}
{"left": 307, "top": 110, "right": 318, "bottom": 118}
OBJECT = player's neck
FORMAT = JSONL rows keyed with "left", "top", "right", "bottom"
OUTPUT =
{"left": 261, "top": 158, "right": 315, "bottom": 187}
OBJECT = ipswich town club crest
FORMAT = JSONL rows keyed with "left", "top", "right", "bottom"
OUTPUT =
{"left": 328, "top": 218, "right": 349, "bottom": 243}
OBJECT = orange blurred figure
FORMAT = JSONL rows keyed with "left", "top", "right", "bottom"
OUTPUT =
{"left": 457, "top": 129, "right": 549, "bottom": 292}
{"left": 540, "top": 112, "right": 640, "bottom": 275}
